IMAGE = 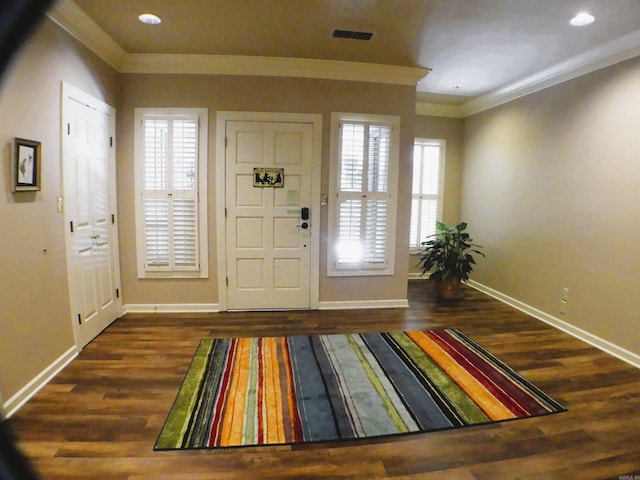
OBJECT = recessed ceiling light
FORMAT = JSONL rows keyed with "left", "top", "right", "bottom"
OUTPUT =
{"left": 451, "top": 84, "right": 465, "bottom": 90}
{"left": 570, "top": 12, "right": 595, "bottom": 26}
{"left": 139, "top": 13, "right": 162, "bottom": 26}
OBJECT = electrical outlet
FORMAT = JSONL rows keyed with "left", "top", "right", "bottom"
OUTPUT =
{"left": 559, "top": 287, "right": 569, "bottom": 315}
{"left": 559, "top": 300, "right": 568, "bottom": 315}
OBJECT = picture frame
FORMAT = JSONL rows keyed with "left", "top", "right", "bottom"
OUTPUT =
{"left": 13, "top": 137, "right": 41, "bottom": 192}
{"left": 253, "top": 167, "right": 284, "bottom": 187}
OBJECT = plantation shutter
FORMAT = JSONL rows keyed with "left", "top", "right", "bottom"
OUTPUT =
{"left": 142, "top": 115, "right": 199, "bottom": 271}
{"left": 335, "top": 122, "right": 392, "bottom": 269}
{"left": 409, "top": 141, "right": 443, "bottom": 249}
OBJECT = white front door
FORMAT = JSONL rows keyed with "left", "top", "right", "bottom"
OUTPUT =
{"left": 225, "top": 120, "right": 313, "bottom": 310}
{"left": 62, "top": 84, "right": 122, "bottom": 348}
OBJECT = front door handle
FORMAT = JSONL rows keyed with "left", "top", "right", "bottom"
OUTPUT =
{"left": 296, "top": 222, "right": 309, "bottom": 229}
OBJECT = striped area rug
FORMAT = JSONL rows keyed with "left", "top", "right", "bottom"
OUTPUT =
{"left": 155, "top": 329, "right": 565, "bottom": 450}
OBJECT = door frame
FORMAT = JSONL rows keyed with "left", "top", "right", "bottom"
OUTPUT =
{"left": 216, "top": 112, "right": 322, "bottom": 311}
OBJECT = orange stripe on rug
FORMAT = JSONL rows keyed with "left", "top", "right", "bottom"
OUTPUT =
{"left": 407, "top": 331, "right": 515, "bottom": 421}
{"left": 220, "top": 338, "right": 253, "bottom": 445}
{"left": 262, "top": 336, "right": 285, "bottom": 444}
{"left": 282, "top": 337, "right": 302, "bottom": 442}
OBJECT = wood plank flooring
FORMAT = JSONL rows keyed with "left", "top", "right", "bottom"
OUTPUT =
{"left": 7, "top": 281, "right": 640, "bottom": 479}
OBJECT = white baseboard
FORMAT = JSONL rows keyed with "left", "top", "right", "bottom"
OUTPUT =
{"left": 125, "top": 301, "right": 409, "bottom": 313}
{"left": 3, "top": 346, "right": 78, "bottom": 418}
{"left": 467, "top": 280, "right": 640, "bottom": 370}
{"left": 124, "top": 303, "right": 221, "bottom": 314}
{"left": 408, "top": 273, "right": 429, "bottom": 280}
{"left": 318, "top": 299, "right": 409, "bottom": 310}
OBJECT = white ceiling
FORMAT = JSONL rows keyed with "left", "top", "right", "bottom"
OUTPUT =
{"left": 53, "top": 0, "right": 640, "bottom": 110}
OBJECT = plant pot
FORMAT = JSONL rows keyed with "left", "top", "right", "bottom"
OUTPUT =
{"left": 436, "top": 278, "right": 463, "bottom": 300}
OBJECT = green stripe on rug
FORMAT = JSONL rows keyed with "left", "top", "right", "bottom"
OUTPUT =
{"left": 389, "top": 332, "right": 489, "bottom": 424}
{"left": 156, "top": 339, "right": 213, "bottom": 449}
{"left": 244, "top": 338, "right": 259, "bottom": 444}
{"left": 346, "top": 334, "right": 409, "bottom": 433}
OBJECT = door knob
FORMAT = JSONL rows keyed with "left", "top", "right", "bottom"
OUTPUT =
{"left": 296, "top": 222, "right": 309, "bottom": 229}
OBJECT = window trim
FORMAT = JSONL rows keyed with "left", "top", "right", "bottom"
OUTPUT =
{"left": 134, "top": 107, "right": 209, "bottom": 279}
{"left": 409, "top": 138, "right": 446, "bottom": 254}
{"left": 327, "top": 112, "right": 400, "bottom": 277}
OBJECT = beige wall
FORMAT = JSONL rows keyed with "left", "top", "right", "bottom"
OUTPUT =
{"left": 0, "top": 20, "right": 119, "bottom": 401}
{"left": 462, "top": 55, "right": 640, "bottom": 355}
{"left": 117, "top": 75, "right": 417, "bottom": 305}
{"left": 408, "top": 115, "right": 464, "bottom": 275}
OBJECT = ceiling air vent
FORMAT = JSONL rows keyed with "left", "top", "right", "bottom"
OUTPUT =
{"left": 332, "top": 29, "right": 374, "bottom": 41}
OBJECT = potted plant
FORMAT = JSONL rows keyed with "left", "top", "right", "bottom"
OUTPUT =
{"left": 417, "top": 221, "right": 484, "bottom": 299}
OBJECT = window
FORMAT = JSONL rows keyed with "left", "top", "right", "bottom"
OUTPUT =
{"left": 409, "top": 138, "right": 445, "bottom": 251}
{"left": 328, "top": 113, "right": 399, "bottom": 276}
{"left": 135, "top": 108, "right": 208, "bottom": 278}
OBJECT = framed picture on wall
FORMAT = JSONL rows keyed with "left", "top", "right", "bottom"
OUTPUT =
{"left": 13, "top": 137, "right": 41, "bottom": 192}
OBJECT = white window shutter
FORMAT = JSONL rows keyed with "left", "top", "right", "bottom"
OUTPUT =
{"left": 141, "top": 115, "right": 200, "bottom": 272}
{"left": 364, "top": 199, "right": 388, "bottom": 264}
{"left": 172, "top": 120, "right": 198, "bottom": 191}
{"left": 339, "top": 123, "right": 364, "bottom": 192}
{"left": 368, "top": 125, "right": 390, "bottom": 193}
{"left": 337, "top": 199, "right": 363, "bottom": 263}
{"left": 410, "top": 140, "right": 445, "bottom": 249}
{"left": 330, "top": 115, "right": 398, "bottom": 275}
{"left": 144, "top": 197, "right": 170, "bottom": 267}
{"left": 172, "top": 198, "right": 198, "bottom": 267}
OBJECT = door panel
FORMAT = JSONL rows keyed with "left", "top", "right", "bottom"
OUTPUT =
{"left": 63, "top": 84, "right": 121, "bottom": 349}
{"left": 226, "top": 121, "right": 312, "bottom": 310}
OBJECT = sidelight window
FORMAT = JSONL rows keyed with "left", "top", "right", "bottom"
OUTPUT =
{"left": 328, "top": 114, "right": 399, "bottom": 276}
{"left": 409, "top": 139, "right": 445, "bottom": 251}
{"left": 134, "top": 108, "right": 208, "bottom": 278}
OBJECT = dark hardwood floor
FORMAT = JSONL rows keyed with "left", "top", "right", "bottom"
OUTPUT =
{"left": 7, "top": 281, "right": 640, "bottom": 479}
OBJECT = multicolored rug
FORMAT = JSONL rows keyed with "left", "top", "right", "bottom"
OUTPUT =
{"left": 155, "top": 329, "right": 565, "bottom": 450}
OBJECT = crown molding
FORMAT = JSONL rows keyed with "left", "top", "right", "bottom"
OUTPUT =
{"left": 46, "top": 0, "right": 428, "bottom": 86}
{"left": 463, "top": 28, "right": 640, "bottom": 117}
{"left": 120, "top": 54, "right": 429, "bottom": 86}
{"left": 46, "top": 0, "right": 126, "bottom": 70}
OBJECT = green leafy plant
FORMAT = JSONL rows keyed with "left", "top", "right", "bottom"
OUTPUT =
{"left": 418, "top": 221, "right": 484, "bottom": 282}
